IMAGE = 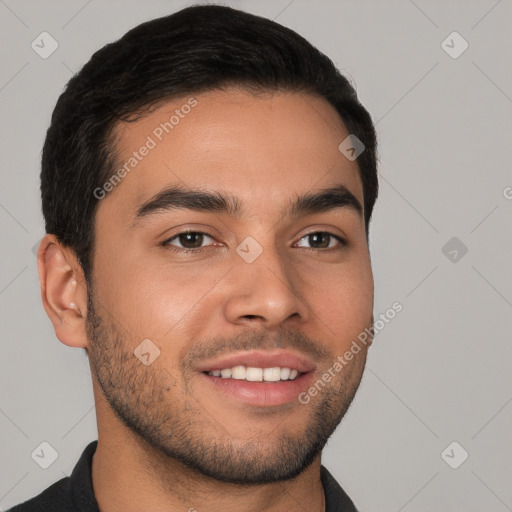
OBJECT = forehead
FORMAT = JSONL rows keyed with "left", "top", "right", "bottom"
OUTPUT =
{"left": 99, "top": 88, "right": 364, "bottom": 223}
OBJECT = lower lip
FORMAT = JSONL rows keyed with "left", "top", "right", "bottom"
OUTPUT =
{"left": 200, "top": 371, "right": 316, "bottom": 407}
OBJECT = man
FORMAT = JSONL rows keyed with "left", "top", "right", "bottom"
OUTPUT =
{"left": 9, "top": 4, "right": 378, "bottom": 511}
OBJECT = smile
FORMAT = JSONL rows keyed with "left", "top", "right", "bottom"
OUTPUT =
{"left": 205, "top": 365, "right": 301, "bottom": 382}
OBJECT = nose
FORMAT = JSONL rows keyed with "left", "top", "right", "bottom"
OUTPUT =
{"left": 223, "top": 244, "right": 310, "bottom": 328}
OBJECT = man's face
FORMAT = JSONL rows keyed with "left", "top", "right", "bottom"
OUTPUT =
{"left": 87, "top": 88, "right": 374, "bottom": 484}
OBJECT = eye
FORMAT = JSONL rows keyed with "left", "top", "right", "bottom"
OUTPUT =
{"left": 163, "top": 231, "right": 216, "bottom": 252}
{"left": 161, "top": 230, "right": 345, "bottom": 254}
{"left": 295, "top": 232, "right": 345, "bottom": 250}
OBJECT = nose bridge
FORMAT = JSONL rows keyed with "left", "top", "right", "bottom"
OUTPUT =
{"left": 223, "top": 235, "right": 308, "bottom": 326}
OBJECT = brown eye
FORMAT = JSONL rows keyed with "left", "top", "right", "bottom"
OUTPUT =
{"left": 164, "top": 232, "right": 215, "bottom": 251}
{"left": 296, "top": 232, "right": 345, "bottom": 250}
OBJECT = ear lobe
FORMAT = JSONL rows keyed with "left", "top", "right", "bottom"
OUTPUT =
{"left": 37, "top": 234, "right": 89, "bottom": 349}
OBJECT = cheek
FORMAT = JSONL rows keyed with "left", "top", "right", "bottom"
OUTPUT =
{"left": 310, "top": 259, "right": 374, "bottom": 344}
{"left": 90, "top": 220, "right": 220, "bottom": 340}
{"left": 100, "top": 261, "right": 226, "bottom": 342}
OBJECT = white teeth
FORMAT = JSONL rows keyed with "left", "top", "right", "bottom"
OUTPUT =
{"left": 231, "top": 365, "right": 246, "bottom": 379}
{"left": 263, "top": 367, "right": 281, "bottom": 382}
{"left": 246, "top": 367, "right": 263, "bottom": 381}
{"left": 207, "top": 365, "right": 301, "bottom": 381}
{"left": 280, "top": 367, "right": 291, "bottom": 380}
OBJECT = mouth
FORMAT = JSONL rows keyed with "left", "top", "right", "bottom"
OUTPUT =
{"left": 198, "top": 350, "right": 317, "bottom": 407}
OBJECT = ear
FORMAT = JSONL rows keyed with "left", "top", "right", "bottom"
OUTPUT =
{"left": 37, "top": 234, "right": 89, "bottom": 349}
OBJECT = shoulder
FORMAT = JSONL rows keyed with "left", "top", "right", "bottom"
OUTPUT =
{"left": 6, "top": 441, "right": 99, "bottom": 512}
{"left": 6, "top": 476, "right": 73, "bottom": 512}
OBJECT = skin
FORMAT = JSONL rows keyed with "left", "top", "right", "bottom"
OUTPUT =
{"left": 38, "top": 88, "right": 374, "bottom": 512}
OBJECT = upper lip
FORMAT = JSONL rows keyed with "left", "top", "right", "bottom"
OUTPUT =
{"left": 198, "top": 350, "right": 317, "bottom": 373}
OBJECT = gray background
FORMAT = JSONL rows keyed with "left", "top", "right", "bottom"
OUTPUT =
{"left": 1, "top": 0, "right": 511, "bottom": 511}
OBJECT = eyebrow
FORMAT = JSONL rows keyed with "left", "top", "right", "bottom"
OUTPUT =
{"left": 132, "top": 183, "right": 362, "bottom": 227}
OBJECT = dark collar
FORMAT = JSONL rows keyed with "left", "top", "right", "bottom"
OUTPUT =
{"left": 70, "top": 441, "right": 100, "bottom": 511}
{"left": 320, "top": 464, "right": 359, "bottom": 511}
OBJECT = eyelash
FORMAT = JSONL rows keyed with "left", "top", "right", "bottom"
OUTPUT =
{"left": 161, "top": 230, "right": 347, "bottom": 254}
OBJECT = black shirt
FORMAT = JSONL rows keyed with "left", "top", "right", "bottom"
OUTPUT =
{"left": 7, "top": 441, "right": 359, "bottom": 512}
